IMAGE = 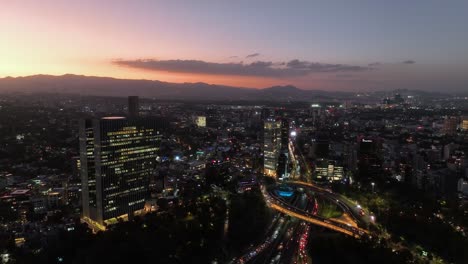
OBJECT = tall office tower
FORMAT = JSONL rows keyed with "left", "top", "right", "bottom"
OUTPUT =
{"left": 443, "top": 116, "right": 458, "bottom": 135}
{"left": 80, "top": 116, "right": 162, "bottom": 230}
{"left": 310, "top": 104, "right": 322, "bottom": 125}
{"left": 357, "top": 137, "right": 382, "bottom": 181}
{"left": 277, "top": 119, "right": 290, "bottom": 178}
{"left": 128, "top": 96, "right": 139, "bottom": 117}
{"left": 277, "top": 153, "right": 289, "bottom": 179}
{"left": 343, "top": 142, "right": 358, "bottom": 171}
{"left": 280, "top": 119, "right": 289, "bottom": 148}
{"left": 261, "top": 108, "right": 272, "bottom": 120}
{"left": 461, "top": 116, "right": 468, "bottom": 131}
{"left": 264, "top": 119, "right": 281, "bottom": 177}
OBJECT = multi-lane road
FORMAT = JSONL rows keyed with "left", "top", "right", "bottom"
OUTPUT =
{"left": 285, "top": 137, "right": 373, "bottom": 236}
{"left": 232, "top": 180, "right": 371, "bottom": 264}
{"left": 232, "top": 191, "right": 315, "bottom": 264}
{"left": 233, "top": 138, "right": 373, "bottom": 263}
{"left": 264, "top": 183, "right": 369, "bottom": 238}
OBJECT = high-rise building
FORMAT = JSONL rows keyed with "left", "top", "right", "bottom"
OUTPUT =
{"left": 128, "top": 96, "right": 139, "bottom": 117}
{"left": 444, "top": 143, "right": 457, "bottom": 160}
{"left": 277, "top": 119, "right": 290, "bottom": 179}
{"left": 80, "top": 116, "right": 162, "bottom": 230}
{"left": 264, "top": 118, "right": 290, "bottom": 178}
{"left": 280, "top": 119, "right": 289, "bottom": 148}
{"left": 443, "top": 116, "right": 458, "bottom": 135}
{"left": 264, "top": 119, "right": 281, "bottom": 177}
{"left": 277, "top": 153, "right": 289, "bottom": 179}
{"left": 358, "top": 137, "right": 383, "bottom": 181}
{"left": 196, "top": 116, "right": 206, "bottom": 127}
{"left": 343, "top": 142, "right": 358, "bottom": 171}
{"left": 461, "top": 116, "right": 468, "bottom": 131}
{"left": 314, "top": 159, "right": 343, "bottom": 182}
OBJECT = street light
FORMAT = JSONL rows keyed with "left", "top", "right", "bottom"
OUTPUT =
{"left": 371, "top": 182, "right": 375, "bottom": 192}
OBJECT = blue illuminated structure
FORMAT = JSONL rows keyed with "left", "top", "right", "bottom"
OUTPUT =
{"left": 276, "top": 185, "right": 294, "bottom": 197}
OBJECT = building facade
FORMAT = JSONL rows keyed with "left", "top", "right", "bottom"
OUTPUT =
{"left": 461, "top": 116, "right": 468, "bottom": 131}
{"left": 80, "top": 117, "right": 162, "bottom": 230}
{"left": 264, "top": 119, "right": 281, "bottom": 177}
{"left": 196, "top": 116, "right": 207, "bottom": 127}
{"left": 277, "top": 119, "right": 290, "bottom": 179}
{"left": 314, "top": 159, "right": 344, "bottom": 182}
{"left": 443, "top": 116, "right": 458, "bottom": 135}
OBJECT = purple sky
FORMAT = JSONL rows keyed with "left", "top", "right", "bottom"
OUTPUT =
{"left": 1, "top": 0, "right": 467, "bottom": 91}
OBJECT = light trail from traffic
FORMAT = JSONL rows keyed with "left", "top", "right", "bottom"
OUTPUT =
{"left": 289, "top": 181, "right": 373, "bottom": 228}
{"left": 262, "top": 182, "right": 369, "bottom": 238}
{"left": 269, "top": 203, "right": 357, "bottom": 237}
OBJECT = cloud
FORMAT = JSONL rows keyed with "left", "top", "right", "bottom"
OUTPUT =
{"left": 367, "top": 60, "right": 415, "bottom": 67}
{"left": 246, "top": 53, "right": 260, "bottom": 58}
{"left": 286, "top": 59, "right": 369, "bottom": 72}
{"left": 368, "top": 62, "right": 382, "bottom": 67}
{"left": 113, "top": 59, "right": 370, "bottom": 78}
{"left": 229, "top": 56, "right": 238, "bottom": 58}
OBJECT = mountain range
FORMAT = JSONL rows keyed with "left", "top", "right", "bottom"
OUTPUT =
{"left": 0, "top": 74, "right": 453, "bottom": 101}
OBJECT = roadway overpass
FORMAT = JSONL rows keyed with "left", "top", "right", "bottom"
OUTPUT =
{"left": 263, "top": 183, "right": 369, "bottom": 238}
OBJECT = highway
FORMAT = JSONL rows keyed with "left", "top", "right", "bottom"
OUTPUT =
{"left": 233, "top": 136, "right": 372, "bottom": 263}
{"left": 281, "top": 136, "right": 373, "bottom": 237}
{"left": 230, "top": 214, "right": 285, "bottom": 264}
{"left": 288, "top": 181, "right": 374, "bottom": 228}
{"left": 232, "top": 192, "right": 314, "bottom": 264}
{"left": 278, "top": 198, "right": 313, "bottom": 264}
{"left": 232, "top": 181, "right": 369, "bottom": 263}
{"left": 262, "top": 184, "right": 369, "bottom": 238}
{"left": 233, "top": 180, "right": 370, "bottom": 264}
{"left": 257, "top": 192, "right": 312, "bottom": 264}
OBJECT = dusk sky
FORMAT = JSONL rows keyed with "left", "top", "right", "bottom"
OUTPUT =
{"left": 1, "top": 0, "right": 468, "bottom": 91}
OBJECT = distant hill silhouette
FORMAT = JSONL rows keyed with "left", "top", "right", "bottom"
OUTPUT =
{"left": 0, "top": 74, "right": 452, "bottom": 101}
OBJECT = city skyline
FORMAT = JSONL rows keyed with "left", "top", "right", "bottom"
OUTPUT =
{"left": 1, "top": 2, "right": 468, "bottom": 264}
{"left": 2, "top": 1, "right": 468, "bottom": 92}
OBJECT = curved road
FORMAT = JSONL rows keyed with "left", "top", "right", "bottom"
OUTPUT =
{"left": 262, "top": 182, "right": 369, "bottom": 238}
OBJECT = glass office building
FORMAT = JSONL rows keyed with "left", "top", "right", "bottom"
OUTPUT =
{"left": 80, "top": 117, "right": 162, "bottom": 230}
{"left": 264, "top": 119, "right": 281, "bottom": 177}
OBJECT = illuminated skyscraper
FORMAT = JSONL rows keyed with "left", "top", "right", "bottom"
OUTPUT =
{"left": 128, "top": 96, "right": 139, "bottom": 117}
{"left": 196, "top": 116, "right": 206, "bottom": 127}
{"left": 264, "top": 119, "right": 281, "bottom": 177}
{"left": 277, "top": 119, "right": 290, "bottom": 179}
{"left": 80, "top": 117, "right": 162, "bottom": 230}
{"left": 461, "top": 116, "right": 468, "bottom": 131}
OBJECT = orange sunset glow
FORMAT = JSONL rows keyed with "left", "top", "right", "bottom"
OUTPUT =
{"left": 1, "top": 1, "right": 468, "bottom": 91}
